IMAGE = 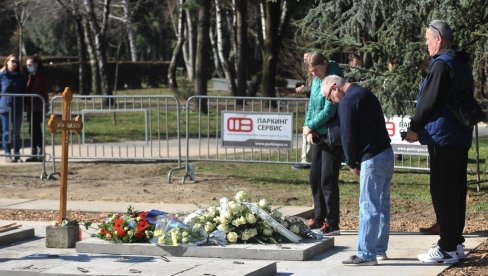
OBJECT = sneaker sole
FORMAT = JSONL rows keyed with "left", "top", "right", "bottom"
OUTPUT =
{"left": 342, "top": 260, "right": 378, "bottom": 266}
{"left": 324, "top": 230, "right": 340, "bottom": 236}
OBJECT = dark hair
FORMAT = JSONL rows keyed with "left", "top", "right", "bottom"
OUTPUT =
{"left": 348, "top": 53, "right": 360, "bottom": 61}
{"left": 308, "top": 52, "right": 328, "bottom": 67}
{"left": 26, "top": 54, "right": 44, "bottom": 72}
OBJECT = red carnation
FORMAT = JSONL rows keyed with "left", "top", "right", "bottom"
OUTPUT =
{"left": 116, "top": 229, "right": 126, "bottom": 238}
{"left": 137, "top": 220, "right": 149, "bottom": 231}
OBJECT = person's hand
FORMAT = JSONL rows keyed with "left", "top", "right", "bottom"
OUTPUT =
{"left": 350, "top": 167, "right": 360, "bottom": 176}
{"left": 295, "top": 85, "right": 305, "bottom": 94}
{"left": 295, "top": 85, "right": 310, "bottom": 94}
{"left": 405, "top": 128, "right": 419, "bottom": 143}
{"left": 303, "top": 126, "right": 312, "bottom": 136}
{"left": 306, "top": 133, "right": 314, "bottom": 144}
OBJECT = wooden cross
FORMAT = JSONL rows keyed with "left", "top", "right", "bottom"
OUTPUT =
{"left": 47, "top": 87, "right": 83, "bottom": 224}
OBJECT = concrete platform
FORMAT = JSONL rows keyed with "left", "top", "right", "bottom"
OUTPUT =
{"left": 76, "top": 237, "right": 334, "bottom": 261}
{"left": 0, "top": 253, "right": 277, "bottom": 276}
{"left": 0, "top": 220, "right": 486, "bottom": 276}
{"left": 0, "top": 224, "right": 35, "bottom": 246}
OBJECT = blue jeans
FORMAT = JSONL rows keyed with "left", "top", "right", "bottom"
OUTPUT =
{"left": 356, "top": 147, "right": 394, "bottom": 261}
{"left": 1, "top": 110, "right": 23, "bottom": 156}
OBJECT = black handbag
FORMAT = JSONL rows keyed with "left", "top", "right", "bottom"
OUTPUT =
{"left": 325, "top": 114, "right": 342, "bottom": 145}
{"left": 445, "top": 91, "right": 484, "bottom": 130}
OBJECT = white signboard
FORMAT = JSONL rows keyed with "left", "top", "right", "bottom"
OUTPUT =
{"left": 222, "top": 112, "right": 293, "bottom": 148}
{"left": 385, "top": 115, "right": 428, "bottom": 154}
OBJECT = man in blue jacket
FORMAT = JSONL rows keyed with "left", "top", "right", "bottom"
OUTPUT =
{"left": 405, "top": 20, "right": 473, "bottom": 264}
{"left": 322, "top": 75, "right": 394, "bottom": 266}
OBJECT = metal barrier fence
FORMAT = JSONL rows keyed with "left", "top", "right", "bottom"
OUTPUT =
{"left": 184, "top": 95, "right": 308, "bottom": 163}
{"left": 180, "top": 96, "right": 435, "bottom": 182}
{"left": 41, "top": 94, "right": 480, "bottom": 189}
{"left": 0, "top": 93, "right": 48, "bottom": 178}
{"left": 48, "top": 95, "right": 182, "bottom": 179}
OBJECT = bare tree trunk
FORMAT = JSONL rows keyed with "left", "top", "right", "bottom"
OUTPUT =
{"left": 183, "top": 8, "right": 197, "bottom": 81}
{"left": 122, "top": 0, "right": 137, "bottom": 61}
{"left": 75, "top": 17, "right": 88, "bottom": 95}
{"left": 84, "top": 0, "right": 112, "bottom": 97}
{"left": 82, "top": 16, "right": 100, "bottom": 94}
{"left": 18, "top": 24, "right": 24, "bottom": 61}
{"left": 168, "top": 0, "right": 185, "bottom": 89}
{"left": 215, "top": 0, "right": 237, "bottom": 95}
{"left": 246, "top": 2, "right": 264, "bottom": 97}
{"left": 195, "top": 0, "right": 211, "bottom": 113}
{"left": 93, "top": 32, "right": 111, "bottom": 96}
{"left": 260, "top": 0, "right": 296, "bottom": 102}
{"left": 260, "top": 0, "right": 280, "bottom": 100}
{"left": 56, "top": 0, "right": 88, "bottom": 94}
{"left": 209, "top": 22, "right": 223, "bottom": 78}
{"left": 235, "top": 0, "right": 248, "bottom": 98}
{"left": 109, "top": 0, "right": 137, "bottom": 61}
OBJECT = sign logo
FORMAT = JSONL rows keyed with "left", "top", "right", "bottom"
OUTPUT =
{"left": 222, "top": 112, "right": 293, "bottom": 148}
{"left": 227, "top": 117, "right": 253, "bottom": 132}
{"left": 385, "top": 121, "right": 395, "bottom": 137}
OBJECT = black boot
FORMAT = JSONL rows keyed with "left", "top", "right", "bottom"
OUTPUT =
{"left": 25, "top": 148, "right": 40, "bottom": 162}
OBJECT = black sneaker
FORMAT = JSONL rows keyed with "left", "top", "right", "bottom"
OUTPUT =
{"left": 25, "top": 157, "right": 40, "bottom": 162}
{"left": 292, "top": 164, "right": 311, "bottom": 169}
{"left": 342, "top": 255, "right": 378, "bottom": 266}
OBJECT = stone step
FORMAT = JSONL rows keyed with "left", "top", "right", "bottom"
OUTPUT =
{"left": 0, "top": 224, "right": 35, "bottom": 246}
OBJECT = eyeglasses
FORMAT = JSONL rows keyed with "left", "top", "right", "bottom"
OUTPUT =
{"left": 429, "top": 24, "right": 443, "bottom": 38}
{"left": 9, "top": 60, "right": 18, "bottom": 64}
{"left": 326, "top": 86, "right": 333, "bottom": 101}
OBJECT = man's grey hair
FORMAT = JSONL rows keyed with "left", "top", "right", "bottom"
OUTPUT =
{"left": 428, "top": 20, "right": 454, "bottom": 46}
{"left": 322, "top": 74, "right": 346, "bottom": 87}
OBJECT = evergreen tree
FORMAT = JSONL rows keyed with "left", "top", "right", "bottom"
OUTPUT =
{"left": 297, "top": 0, "right": 488, "bottom": 115}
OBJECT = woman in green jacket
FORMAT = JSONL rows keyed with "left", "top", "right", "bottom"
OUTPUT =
{"left": 303, "top": 52, "right": 344, "bottom": 235}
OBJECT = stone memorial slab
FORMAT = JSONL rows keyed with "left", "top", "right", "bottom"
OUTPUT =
{"left": 76, "top": 237, "right": 333, "bottom": 261}
{"left": 0, "top": 253, "right": 276, "bottom": 276}
{"left": 0, "top": 253, "right": 82, "bottom": 274}
{"left": 0, "top": 224, "right": 35, "bottom": 246}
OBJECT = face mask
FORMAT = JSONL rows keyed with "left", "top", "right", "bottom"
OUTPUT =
{"left": 27, "top": 64, "right": 37, "bottom": 74}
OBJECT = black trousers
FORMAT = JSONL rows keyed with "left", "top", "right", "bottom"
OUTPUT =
{"left": 28, "top": 112, "right": 43, "bottom": 154}
{"left": 428, "top": 145, "right": 468, "bottom": 251}
{"left": 309, "top": 142, "right": 343, "bottom": 227}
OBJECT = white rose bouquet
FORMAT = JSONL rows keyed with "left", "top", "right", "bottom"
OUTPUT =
{"left": 184, "top": 191, "right": 310, "bottom": 244}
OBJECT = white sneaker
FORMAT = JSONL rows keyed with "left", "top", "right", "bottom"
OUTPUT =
{"left": 417, "top": 245, "right": 459, "bottom": 264}
{"left": 376, "top": 254, "right": 388, "bottom": 261}
{"left": 456, "top": 244, "right": 465, "bottom": 259}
